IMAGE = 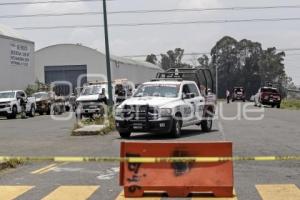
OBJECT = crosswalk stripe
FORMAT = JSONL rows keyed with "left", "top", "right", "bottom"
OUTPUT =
{"left": 41, "top": 186, "right": 99, "bottom": 200}
{"left": 0, "top": 186, "right": 34, "bottom": 200}
{"left": 31, "top": 162, "right": 69, "bottom": 175}
{"left": 256, "top": 184, "right": 300, "bottom": 200}
{"left": 115, "top": 190, "right": 162, "bottom": 200}
{"left": 191, "top": 189, "right": 237, "bottom": 199}
{"left": 31, "top": 163, "right": 58, "bottom": 174}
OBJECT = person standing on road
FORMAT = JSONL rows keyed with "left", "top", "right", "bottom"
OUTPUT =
{"left": 226, "top": 89, "right": 230, "bottom": 104}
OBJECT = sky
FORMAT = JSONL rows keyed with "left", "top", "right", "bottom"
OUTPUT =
{"left": 0, "top": 0, "right": 300, "bottom": 85}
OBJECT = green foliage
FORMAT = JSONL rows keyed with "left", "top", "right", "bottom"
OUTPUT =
{"left": 25, "top": 80, "right": 49, "bottom": 96}
{"left": 211, "top": 36, "right": 288, "bottom": 98}
{"left": 0, "top": 159, "right": 24, "bottom": 170}
{"left": 147, "top": 48, "right": 192, "bottom": 70}
{"left": 146, "top": 54, "right": 158, "bottom": 65}
{"left": 281, "top": 100, "right": 300, "bottom": 110}
{"left": 146, "top": 36, "right": 294, "bottom": 99}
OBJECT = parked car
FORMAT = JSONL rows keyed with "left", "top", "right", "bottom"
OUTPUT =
{"left": 254, "top": 87, "right": 281, "bottom": 108}
{"left": 115, "top": 68, "right": 216, "bottom": 138}
{"left": 0, "top": 90, "right": 36, "bottom": 119}
{"left": 232, "top": 87, "right": 246, "bottom": 102}
{"left": 33, "top": 92, "right": 52, "bottom": 115}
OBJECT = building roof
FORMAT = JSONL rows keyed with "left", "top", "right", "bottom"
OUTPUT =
{"left": 36, "top": 43, "right": 161, "bottom": 70}
{"left": 0, "top": 24, "right": 33, "bottom": 43}
{"left": 110, "top": 55, "right": 161, "bottom": 70}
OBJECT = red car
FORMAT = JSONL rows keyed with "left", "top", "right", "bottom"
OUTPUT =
{"left": 254, "top": 87, "right": 281, "bottom": 108}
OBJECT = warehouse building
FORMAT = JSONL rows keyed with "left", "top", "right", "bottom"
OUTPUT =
{"left": 34, "top": 44, "right": 161, "bottom": 95}
{"left": 0, "top": 25, "right": 35, "bottom": 91}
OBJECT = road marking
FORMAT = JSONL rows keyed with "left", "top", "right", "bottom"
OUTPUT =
{"left": 31, "top": 163, "right": 58, "bottom": 174}
{"left": 0, "top": 186, "right": 34, "bottom": 200}
{"left": 115, "top": 191, "right": 162, "bottom": 200}
{"left": 256, "top": 184, "right": 300, "bottom": 200}
{"left": 41, "top": 186, "right": 99, "bottom": 200}
{"left": 191, "top": 189, "right": 237, "bottom": 199}
{"left": 31, "top": 162, "right": 69, "bottom": 175}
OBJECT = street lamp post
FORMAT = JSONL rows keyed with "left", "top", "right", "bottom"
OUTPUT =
{"left": 102, "top": 0, "right": 113, "bottom": 107}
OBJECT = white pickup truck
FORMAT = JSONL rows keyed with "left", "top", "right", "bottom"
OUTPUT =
{"left": 115, "top": 68, "right": 216, "bottom": 138}
{"left": 0, "top": 90, "right": 36, "bottom": 119}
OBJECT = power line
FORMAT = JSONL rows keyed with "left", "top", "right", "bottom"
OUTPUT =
{"left": 13, "top": 17, "right": 300, "bottom": 30}
{"left": 0, "top": 0, "right": 113, "bottom": 6}
{"left": 1, "top": 5, "right": 300, "bottom": 19}
{"left": 123, "top": 49, "right": 300, "bottom": 58}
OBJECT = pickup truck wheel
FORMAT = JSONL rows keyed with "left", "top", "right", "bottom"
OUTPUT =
{"left": 201, "top": 116, "right": 212, "bottom": 132}
{"left": 171, "top": 118, "right": 182, "bottom": 138}
{"left": 46, "top": 105, "right": 51, "bottom": 115}
{"left": 7, "top": 106, "right": 17, "bottom": 119}
{"left": 277, "top": 104, "right": 281, "bottom": 108}
{"left": 28, "top": 106, "right": 35, "bottom": 117}
{"left": 119, "top": 130, "right": 131, "bottom": 139}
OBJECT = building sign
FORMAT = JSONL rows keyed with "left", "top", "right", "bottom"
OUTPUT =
{"left": 10, "top": 42, "right": 31, "bottom": 67}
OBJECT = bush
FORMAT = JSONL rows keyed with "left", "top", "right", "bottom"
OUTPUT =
{"left": 281, "top": 100, "right": 300, "bottom": 110}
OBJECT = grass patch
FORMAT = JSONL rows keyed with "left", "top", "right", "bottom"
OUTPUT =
{"left": 71, "top": 115, "right": 115, "bottom": 136}
{"left": 281, "top": 99, "right": 300, "bottom": 110}
{"left": 0, "top": 159, "right": 25, "bottom": 170}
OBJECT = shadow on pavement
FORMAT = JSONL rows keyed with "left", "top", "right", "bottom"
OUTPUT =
{"left": 117, "top": 129, "right": 219, "bottom": 140}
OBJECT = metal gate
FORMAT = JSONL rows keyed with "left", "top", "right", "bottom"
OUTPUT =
{"left": 44, "top": 65, "right": 87, "bottom": 96}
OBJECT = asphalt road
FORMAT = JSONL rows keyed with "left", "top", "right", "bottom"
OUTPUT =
{"left": 0, "top": 102, "right": 299, "bottom": 200}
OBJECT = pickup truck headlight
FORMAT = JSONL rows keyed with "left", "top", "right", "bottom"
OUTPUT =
{"left": 160, "top": 108, "right": 172, "bottom": 117}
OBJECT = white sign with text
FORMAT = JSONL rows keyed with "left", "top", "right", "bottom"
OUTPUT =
{"left": 10, "top": 41, "right": 31, "bottom": 67}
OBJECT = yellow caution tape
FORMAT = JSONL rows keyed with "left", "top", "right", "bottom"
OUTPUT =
{"left": 0, "top": 156, "right": 300, "bottom": 163}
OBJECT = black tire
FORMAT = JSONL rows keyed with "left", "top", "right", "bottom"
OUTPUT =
{"left": 7, "top": 106, "right": 17, "bottom": 119}
{"left": 119, "top": 130, "right": 131, "bottom": 138}
{"left": 243, "top": 99, "right": 246, "bottom": 102}
{"left": 28, "top": 106, "right": 35, "bottom": 117}
{"left": 271, "top": 104, "right": 275, "bottom": 108}
{"left": 277, "top": 104, "right": 281, "bottom": 108}
{"left": 46, "top": 105, "right": 51, "bottom": 115}
{"left": 201, "top": 115, "right": 213, "bottom": 132}
{"left": 170, "top": 117, "right": 182, "bottom": 138}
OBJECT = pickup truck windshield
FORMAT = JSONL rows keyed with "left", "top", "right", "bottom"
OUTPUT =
{"left": 261, "top": 88, "right": 279, "bottom": 93}
{"left": 134, "top": 84, "right": 179, "bottom": 98}
{"left": 0, "top": 92, "right": 15, "bottom": 98}
{"left": 81, "top": 86, "right": 102, "bottom": 96}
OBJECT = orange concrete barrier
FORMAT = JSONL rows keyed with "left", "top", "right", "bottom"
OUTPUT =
{"left": 119, "top": 141, "right": 233, "bottom": 198}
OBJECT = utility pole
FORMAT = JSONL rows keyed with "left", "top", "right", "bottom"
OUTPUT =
{"left": 216, "top": 65, "right": 218, "bottom": 99}
{"left": 102, "top": 0, "right": 113, "bottom": 107}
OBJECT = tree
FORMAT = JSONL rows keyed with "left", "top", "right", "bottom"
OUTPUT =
{"left": 145, "top": 54, "right": 158, "bottom": 65}
{"left": 210, "top": 36, "right": 288, "bottom": 98}
{"left": 147, "top": 48, "right": 189, "bottom": 71}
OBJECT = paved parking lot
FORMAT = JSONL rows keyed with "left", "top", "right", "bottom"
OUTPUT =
{"left": 0, "top": 102, "right": 299, "bottom": 199}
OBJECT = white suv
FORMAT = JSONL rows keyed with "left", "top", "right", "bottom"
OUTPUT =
{"left": 0, "top": 90, "right": 36, "bottom": 119}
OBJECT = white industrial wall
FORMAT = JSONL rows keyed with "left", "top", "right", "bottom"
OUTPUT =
{"left": 34, "top": 44, "right": 161, "bottom": 87}
{"left": 0, "top": 36, "right": 35, "bottom": 91}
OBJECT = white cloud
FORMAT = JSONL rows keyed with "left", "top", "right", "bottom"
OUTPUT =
{"left": 178, "top": 0, "right": 222, "bottom": 9}
{"left": 22, "top": 0, "right": 88, "bottom": 14}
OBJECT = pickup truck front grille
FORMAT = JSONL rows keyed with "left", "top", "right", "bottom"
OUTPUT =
{"left": 122, "top": 105, "right": 158, "bottom": 121}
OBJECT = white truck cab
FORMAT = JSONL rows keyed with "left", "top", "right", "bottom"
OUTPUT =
{"left": 115, "top": 68, "right": 216, "bottom": 138}
{"left": 75, "top": 79, "right": 133, "bottom": 119}
{"left": 0, "top": 90, "right": 36, "bottom": 119}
